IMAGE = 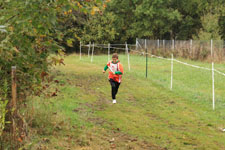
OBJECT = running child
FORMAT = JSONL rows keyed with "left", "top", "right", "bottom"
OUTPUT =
{"left": 102, "top": 53, "right": 124, "bottom": 104}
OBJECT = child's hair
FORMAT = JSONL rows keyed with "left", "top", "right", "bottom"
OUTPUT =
{"left": 112, "top": 53, "right": 118, "bottom": 59}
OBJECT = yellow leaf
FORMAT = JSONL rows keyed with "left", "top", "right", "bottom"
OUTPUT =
{"left": 93, "top": 6, "right": 99, "bottom": 12}
{"left": 77, "top": 2, "right": 82, "bottom": 8}
{"left": 91, "top": 6, "right": 99, "bottom": 15}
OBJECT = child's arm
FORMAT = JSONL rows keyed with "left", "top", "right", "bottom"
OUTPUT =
{"left": 115, "top": 71, "right": 122, "bottom": 75}
{"left": 103, "top": 62, "right": 110, "bottom": 73}
{"left": 115, "top": 63, "right": 123, "bottom": 75}
{"left": 104, "top": 65, "right": 108, "bottom": 71}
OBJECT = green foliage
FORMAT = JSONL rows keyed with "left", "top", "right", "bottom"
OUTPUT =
{"left": 0, "top": 99, "right": 8, "bottom": 136}
{"left": 82, "top": 12, "right": 117, "bottom": 43}
{"left": 193, "top": 1, "right": 225, "bottom": 40}
{"left": 0, "top": 0, "right": 102, "bottom": 147}
{"left": 195, "top": 13, "right": 222, "bottom": 40}
{"left": 50, "top": 0, "right": 104, "bottom": 52}
{"left": 0, "top": 80, "right": 9, "bottom": 137}
{"left": 80, "top": 0, "right": 225, "bottom": 42}
{"left": 0, "top": 0, "right": 68, "bottom": 98}
{"left": 0, "top": 0, "right": 102, "bottom": 97}
{"left": 104, "top": 0, "right": 136, "bottom": 42}
{"left": 132, "top": 0, "right": 182, "bottom": 39}
{"left": 54, "top": 0, "right": 224, "bottom": 47}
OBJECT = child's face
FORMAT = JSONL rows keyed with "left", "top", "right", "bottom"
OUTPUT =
{"left": 112, "top": 58, "right": 118, "bottom": 63}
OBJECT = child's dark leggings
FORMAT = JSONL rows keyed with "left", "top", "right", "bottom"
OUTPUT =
{"left": 109, "top": 78, "right": 120, "bottom": 99}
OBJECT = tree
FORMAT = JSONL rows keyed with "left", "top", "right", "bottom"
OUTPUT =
{"left": 82, "top": 11, "right": 117, "bottom": 44}
{"left": 0, "top": 0, "right": 101, "bottom": 147}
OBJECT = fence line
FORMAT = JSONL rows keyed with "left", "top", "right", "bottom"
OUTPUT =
{"left": 88, "top": 42, "right": 91, "bottom": 58}
{"left": 82, "top": 41, "right": 225, "bottom": 73}
{"left": 214, "top": 69, "right": 225, "bottom": 76}
{"left": 211, "top": 39, "right": 215, "bottom": 110}
{"left": 173, "top": 59, "right": 211, "bottom": 71}
{"left": 82, "top": 42, "right": 225, "bottom": 74}
{"left": 91, "top": 43, "right": 94, "bottom": 63}
{"left": 126, "top": 43, "right": 131, "bottom": 71}
{"left": 171, "top": 54, "right": 173, "bottom": 90}
{"left": 137, "top": 39, "right": 225, "bottom": 62}
{"left": 83, "top": 44, "right": 142, "bottom": 54}
{"left": 150, "top": 54, "right": 171, "bottom": 61}
{"left": 79, "top": 40, "right": 225, "bottom": 110}
{"left": 108, "top": 43, "right": 110, "bottom": 62}
{"left": 212, "top": 62, "right": 215, "bottom": 110}
{"left": 96, "top": 44, "right": 136, "bottom": 46}
{"left": 80, "top": 41, "right": 82, "bottom": 60}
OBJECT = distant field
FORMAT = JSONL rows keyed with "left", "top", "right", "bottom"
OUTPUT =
{"left": 23, "top": 54, "right": 225, "bottom": 150}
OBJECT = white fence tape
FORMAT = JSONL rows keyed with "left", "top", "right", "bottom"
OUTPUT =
{"left": 173, "top": 59, "right": 211, "bottom": 71}
{"left": 214, "top": 69, "right": 225, "bottom": 77}
{"left": 150, "top": 54, "right": 171, "bottom": 61}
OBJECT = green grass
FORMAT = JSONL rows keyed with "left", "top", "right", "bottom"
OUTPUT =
{"left": 23, "top": 53, "right": 225, "bottom": 150}
{"left": 81, "top": 53, "right": 225, "bottom": 111}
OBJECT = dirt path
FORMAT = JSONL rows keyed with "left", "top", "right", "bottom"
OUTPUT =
{"left": 67, "top": 70, "right": 165, "bottom": 150}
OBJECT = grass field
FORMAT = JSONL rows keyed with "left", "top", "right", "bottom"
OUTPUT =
{"left": 22, "top": 53, "right": 225, "bottom": 150}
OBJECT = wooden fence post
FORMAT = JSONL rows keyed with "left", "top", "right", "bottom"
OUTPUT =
{"left": 11, "top": 66, "right": 17, "bottom": 110}
{"left": 11, "top": 66, "right": 17, "bottom": 142}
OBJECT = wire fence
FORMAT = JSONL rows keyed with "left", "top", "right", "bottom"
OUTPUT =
{"left": 136, "top": 39, "right": 225, "bottom": 62}
{"left": 79, "top": 39, "right": 225, "bottom": 110}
